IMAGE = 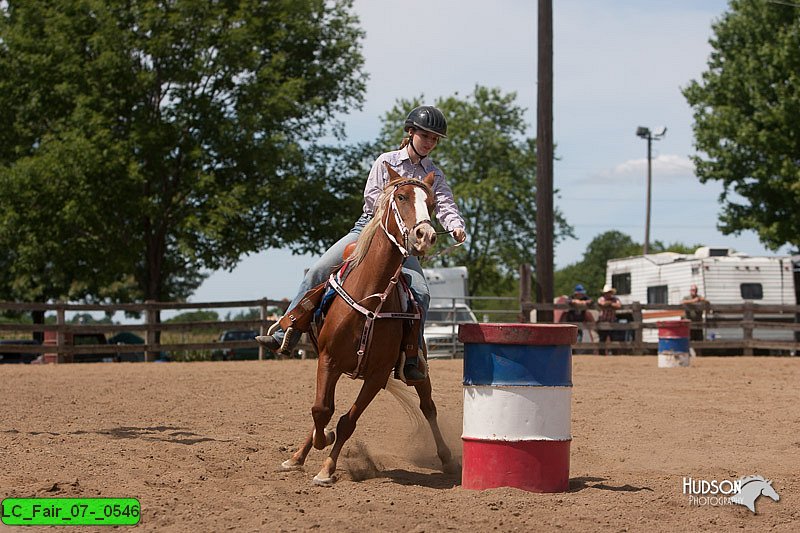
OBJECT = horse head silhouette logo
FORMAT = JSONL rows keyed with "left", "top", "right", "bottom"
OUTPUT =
{"left": 730, "top": 475, "right": 780, "bottom": 514}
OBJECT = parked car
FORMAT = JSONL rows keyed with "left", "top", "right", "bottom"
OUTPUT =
{"left": 0, "top": 339, "right": 42, "bottom": 364}
{"left": 211, "top": 330, "right": 263, "bottom": 361}
{"left": 423, "top": 303, "right": 478, "bottom": 358}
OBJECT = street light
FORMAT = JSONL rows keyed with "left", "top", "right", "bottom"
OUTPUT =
{"left": 636, "top": 126, "right": 667, "bottom": 255}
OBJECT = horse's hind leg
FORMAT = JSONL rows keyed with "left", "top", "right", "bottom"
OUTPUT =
{"left": 313, "top": 378, "right": 384, "bottom": 486}
{"left": 415, "top": 376, "right": 460, "bottom": 474}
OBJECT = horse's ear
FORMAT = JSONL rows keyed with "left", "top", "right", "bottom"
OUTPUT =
{"left": 384, "top": 162, "right": 402, "bottom": 181}
{"left": 423, "top": 171, "right": 435, "bottom": 188}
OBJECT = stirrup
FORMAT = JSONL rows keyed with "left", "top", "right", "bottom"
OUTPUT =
{"left": 267, "top": 321, "right": 281, "bottom": 336}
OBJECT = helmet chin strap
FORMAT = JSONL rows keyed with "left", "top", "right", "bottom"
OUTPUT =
{"left": 408, "top": 134, "right": 427, "bottom": 162}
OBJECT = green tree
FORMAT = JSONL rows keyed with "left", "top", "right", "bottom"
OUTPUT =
{"left": 683, "top": 0, "right": 800, "bottom": 251}
{"left": 166, "top": 310, "right": 219, "bottom": 323}
{"left": 373, "top": 87, "right": 574, "bottom": 297}
{"left": 0, "top": 0, "right": 366, "bottom": 307}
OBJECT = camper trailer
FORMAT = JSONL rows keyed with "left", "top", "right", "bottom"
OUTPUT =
{"left": 605, "top": 247, "right": 799, "bottom": 342}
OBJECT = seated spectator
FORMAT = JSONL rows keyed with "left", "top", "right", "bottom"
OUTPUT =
{"left": 682, "top": 284, "right": 708, "bottom": 342}
{"left": 566, "top": 284, "right": 593, "bottom": 321}
{"left": 565, "top": 284, "right": 594, "bottom": 342}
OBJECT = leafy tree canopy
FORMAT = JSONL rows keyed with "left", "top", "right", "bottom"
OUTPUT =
{"left": 0, "top": 0, "right": 366, "bottom": 303}
{"left": 683, "top": 0, "right": 800, "bottom": 251}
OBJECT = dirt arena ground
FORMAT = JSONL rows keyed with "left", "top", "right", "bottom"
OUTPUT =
{"left": 1, "top": 355, "right": 798, "bottom": 532}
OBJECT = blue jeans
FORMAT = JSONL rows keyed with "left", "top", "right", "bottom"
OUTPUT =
{"left": 272, "top": 214, "right": 430, "bottom": 347}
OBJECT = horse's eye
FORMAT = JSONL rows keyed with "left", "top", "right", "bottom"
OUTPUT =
{"left": 397, "top": 194, "right": 406, "bottom": 202}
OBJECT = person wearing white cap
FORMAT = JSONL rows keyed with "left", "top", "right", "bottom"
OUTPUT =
{"left": 597, "top": 284, "right": 621, "bottom": 355}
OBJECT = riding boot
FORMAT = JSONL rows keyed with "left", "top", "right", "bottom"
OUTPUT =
{"left": 255, "top": 327, "right": 302, "bottom": 357}
{"left": 403, "top": 357, "right": 426, "bottom": 382}
{"left": 256, "top": 282, "right": 326, "bottom": 355}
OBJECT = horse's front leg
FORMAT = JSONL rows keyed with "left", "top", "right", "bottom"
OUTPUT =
{"left": 415, "top": 376, "right": 460, "bottom": 474}
{"left": 313, "top": 378, "right": 384, "bottom": 486}
{"left": 311, "top": 353, "right": 340, "bottom": 451}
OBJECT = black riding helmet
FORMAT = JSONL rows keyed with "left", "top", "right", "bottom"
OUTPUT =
{"left": 404, "top": 106, "right": 448, "bottom": 138}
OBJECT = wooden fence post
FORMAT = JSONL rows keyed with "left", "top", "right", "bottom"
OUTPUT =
{"left": 144, "top": 300, "right": 158, "bottom": 362}
{"left": 56, "top": 305, "right": 67, "bottom": 364}
{"left": 259, "top": 301, "right": 268, "bottom": 361}
{"left": 519, "top": 263, "right": 532, "bottom": 323}
{"left": 743, "top": 301, "right": 754, "bottom": 356}
{"left": 631, "top": 301, "right": 643, "bottom": 354}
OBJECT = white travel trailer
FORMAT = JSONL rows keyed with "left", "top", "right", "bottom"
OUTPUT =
{"left": 605, "top": 247, "right": 799, "bottom": 342}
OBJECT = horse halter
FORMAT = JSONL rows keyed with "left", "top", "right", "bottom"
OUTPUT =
{"left": 381, "top": 179, "right": 434, "bottom": 258}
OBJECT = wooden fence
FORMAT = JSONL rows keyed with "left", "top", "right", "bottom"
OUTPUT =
{"left": 0, "top": 299, "right": 288, "bottom": 362}
{"left": 0, "top": 298, "right": 798, "bottom": 362}
{"left": 522, "top": 300, "right": 800, "bottom": 356}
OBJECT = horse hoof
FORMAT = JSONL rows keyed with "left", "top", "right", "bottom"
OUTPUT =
{"left": 280, "top": 459, "right": 304, "bottom": 471}
{"left": 312, "top": 474, "right": 335, "bottom": 487}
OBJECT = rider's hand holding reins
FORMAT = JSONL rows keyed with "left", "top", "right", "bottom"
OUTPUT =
{"left": 452, "top": 228, "right": 466, "bottom": 244}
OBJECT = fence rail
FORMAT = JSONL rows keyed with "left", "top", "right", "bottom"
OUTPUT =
{"left": 0, "top": 299, "right": 288, "bottom": 362}
{"left": 1, "top": 298, "right": 798, "bottom": 362}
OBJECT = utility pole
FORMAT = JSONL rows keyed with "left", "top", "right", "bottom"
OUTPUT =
{"left": 535, "top": 0, "right": 554, "bottom": 322}
{"left": 636, "top": 126, "right": 666, "bottom": 255}
{"left": 644, "top": 134, "right": 652, "bottom": 255}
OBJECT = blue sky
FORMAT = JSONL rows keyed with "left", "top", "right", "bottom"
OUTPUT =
{"left": 190, "top": 0, "right": 794, "bottom": 307}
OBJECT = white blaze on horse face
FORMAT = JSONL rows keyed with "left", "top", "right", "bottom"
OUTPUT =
{"left": 410, "top": 187, "right": 436, "bottom": 254}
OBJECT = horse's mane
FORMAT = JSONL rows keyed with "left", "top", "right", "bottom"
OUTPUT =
{"left": 346, "top": 198, "right": 386, "bottom": 267}
{"left": 345, "top": 177, "right": 432, "bottom": 267}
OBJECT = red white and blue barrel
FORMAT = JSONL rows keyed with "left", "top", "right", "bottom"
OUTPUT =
{"left": 657, "top": 319, "right": 691, "bottom": 368}
{"left": 458, "top": 323, "right": 577, "bottom": 493}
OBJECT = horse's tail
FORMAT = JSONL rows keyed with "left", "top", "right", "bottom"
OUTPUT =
{"left": 384, "top": 377, "right": 427, "bottom": 432}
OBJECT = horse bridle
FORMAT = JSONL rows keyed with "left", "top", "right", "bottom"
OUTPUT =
{"left": 380, "top": 179, "right": 434, "bottom": 258}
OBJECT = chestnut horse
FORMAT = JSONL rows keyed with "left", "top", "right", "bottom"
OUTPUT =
{"left": 281, "top": 166, "right": 459, "bottom": 485}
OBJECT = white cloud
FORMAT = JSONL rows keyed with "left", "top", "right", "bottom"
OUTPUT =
{"left": 601, "top": 154, "right": 695, "bottom": 182}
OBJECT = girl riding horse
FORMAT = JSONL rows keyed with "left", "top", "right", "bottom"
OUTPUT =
{"left": 257, "top": 105, "right": 467, "bottom": 381}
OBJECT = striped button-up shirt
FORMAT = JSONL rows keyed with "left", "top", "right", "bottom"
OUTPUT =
{"left": 362, "top": 147, "right": 465, "bottom": 232}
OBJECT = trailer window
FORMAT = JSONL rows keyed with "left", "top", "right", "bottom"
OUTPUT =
{"left": 647, "top": 285, "right": 668, "bottom": 304}
{"left": 611, "top": 273, "right": 631, "bottom": 295}
{"left": 740, "top": 283, "right": 763, "bottom": 300}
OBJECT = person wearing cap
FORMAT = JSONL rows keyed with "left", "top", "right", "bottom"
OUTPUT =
{"left": 682, "top": 284, "right": 708, "bottom": 343}
{"left": 257, "top": 105, "right": 467, "bottom": 381}
{"left": 565, "top": 284, "right": 593, "bottom": 342}
{"left": 597, "top": 284, "right": 621, "bottom": 355}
